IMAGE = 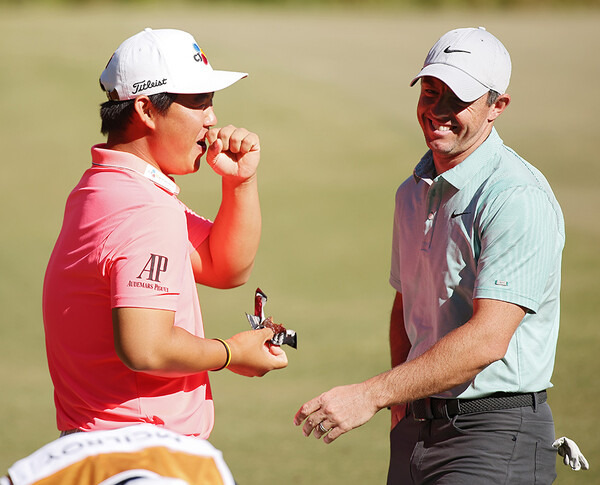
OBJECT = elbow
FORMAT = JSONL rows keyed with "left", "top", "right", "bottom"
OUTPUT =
{"left": 206, "top": 263, "right": 255, "bottom": 289}
{"left": 112, "top": 307, "right": 179, "bottom": 374}
{"left": 479, "top": 341, "right": 510, "bottom": 369}
{"left": 117, "top": 354, "right": 148, "bottom": 372}
{"left": 225, "top": 261, "right": 255, "bottom": 287}
{"left": 225, "top": 271, "right": 251, "bottom": 289}
{"left": 115, "top": 346, "right": 165, "bottom": 373}
{"left": 489, "top": 333, "right": 513, "bottom": 362}
{"left": 218, "top": 275, "right": 249, "bottom": 290}
{"left": 121, "top": 358, "right": 153, "bottom": 373}
{"left": 490, "top": 348, "right": 509, "bottom": 364}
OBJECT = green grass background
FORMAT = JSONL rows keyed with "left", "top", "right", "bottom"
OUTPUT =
{"left": 1, "top": 3, "right": 598, "bottom": 483}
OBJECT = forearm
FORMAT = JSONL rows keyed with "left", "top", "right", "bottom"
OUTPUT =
{"left": 206, "top": 175, "right": 261, "bottom": 287}
{"left": 113, "top": 308, "right": 287, "bottom": 378}
{"left": 113, "top": 308, "right": 229, "bottom": 376}
{"left": 137, "top": 328, "right": 230, "bottom": 377}
{"left": 292, "top": 322, "right": 488, "bottom": 443}
{"left": 371, "top": 328, "right": 488, "bottom": 410}
{"left": 371, "top": 298, "right": 525, "bottom": 410}
{"left": 295, "top": 301, "right": 525, "bottom": 444}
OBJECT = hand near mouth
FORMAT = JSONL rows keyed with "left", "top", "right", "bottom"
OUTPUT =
{"left": 205, "top": 125, "right": 260, "bottom": 182}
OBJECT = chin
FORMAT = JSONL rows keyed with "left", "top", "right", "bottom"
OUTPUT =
{"left": 427, "top": 138, "right": 454, "bottom": 154}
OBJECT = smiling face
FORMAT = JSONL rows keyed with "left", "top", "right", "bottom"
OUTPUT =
{"left": 417, "top": 77, "right": 509, "bottom": 173}
{"left": 149, "top": 92, "right": 217, "bottom": 175}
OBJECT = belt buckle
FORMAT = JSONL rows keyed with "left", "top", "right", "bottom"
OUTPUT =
{"left": 412, "top": 397, "right": 434, "bottom": 421}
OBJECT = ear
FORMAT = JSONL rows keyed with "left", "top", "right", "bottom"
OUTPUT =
{"left": 132, "top": 96, "right": 156, "bottom": 130}
{"left": 488, "top": 93, "right": 511, "bottom": 122}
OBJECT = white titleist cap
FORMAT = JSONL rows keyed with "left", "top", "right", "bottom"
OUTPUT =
{"left": 100, "top": 28, "right": 247, "bottom": 101}
{"left": 410, "top": 27, "right": 511, "bottom": 102}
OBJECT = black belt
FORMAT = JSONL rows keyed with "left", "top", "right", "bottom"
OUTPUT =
{"left": 410, "top": 391, "right": 547, "bottom": 421}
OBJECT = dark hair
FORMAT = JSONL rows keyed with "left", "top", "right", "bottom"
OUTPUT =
{"left": 100, "top": 92, "right": 178, "bottom": 135}
{"left": 487, "top": 89, "right": 501, "bottom": 106}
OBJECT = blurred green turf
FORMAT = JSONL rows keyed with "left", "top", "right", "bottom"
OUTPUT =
{"left": 1, "top": 3, "right": 598, "bottom": 484}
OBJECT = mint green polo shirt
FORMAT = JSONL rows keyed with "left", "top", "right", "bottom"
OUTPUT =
{"left": 390, "top": 128, "right": 565, "bottom": 399}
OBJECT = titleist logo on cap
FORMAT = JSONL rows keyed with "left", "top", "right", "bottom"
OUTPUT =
{"left": 99, "top": 28, "right": 248, "bottom": 100}
{"left": 132, "top": 78, "right": 168, "bottom": 95}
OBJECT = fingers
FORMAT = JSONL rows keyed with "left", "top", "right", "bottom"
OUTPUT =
{"left": 266, "top": 343, "right": 288, "bottom": 369}
{"left": 207, "top": 125, "right": 260, "bottom": 156}
{"left": 257, "top": 326, "right": 275, "bottom": 339}
{"left": 226, "top": 328, "right": 288, "bottom": 376}
{"left": 206, "top": 137, "right": 222, "bottom": 162}
{"left": 294, "top": 383, "right": 377, "bottom": 445}
{"left": 205, "top": 125, "right": 260, "bottom": 180}
{"left": 294, "top": 396, "right": 339, "bottom": 443}
{"left": 294, "top": 411, "right": 343, "bottom": 444}
{"left": 302, "top": 412, "right": 326, "bottom": 439}
{"left": 257, "top": 328, "right": 288, "bottom": 369}
{"left": 294, "top": 398, "right": 321, "bottom": 428}
{"left": 267, "top": 341, "right": 287, "bottom": 360}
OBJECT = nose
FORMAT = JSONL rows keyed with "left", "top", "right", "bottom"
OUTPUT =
{"left": 430, "top": 94, "right": 454, "bottom": 120}
{"left": 205, "top": 106, "right": 217, "bottom": 127}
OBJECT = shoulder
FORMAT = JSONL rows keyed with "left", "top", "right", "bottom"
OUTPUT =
{"left": 77, "top": 166, "right": 185, "bottom": 228}
{"left": 483, "top": 146, "right": 561, "bottom": 211}
{"left": 477, "top": 155, "right": 565, "bottom": 240}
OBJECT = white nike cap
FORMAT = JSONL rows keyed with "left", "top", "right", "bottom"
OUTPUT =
{"left": 100, "top": 28, "right": 247, "bottom": 101}
{"left": 410, "top": 27, "right": 511, "bottom": 102}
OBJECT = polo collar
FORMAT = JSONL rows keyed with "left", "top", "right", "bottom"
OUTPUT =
{"left": 91, "top": 144, "right": 180, "bottom": 195}
{"left": 413, "top": 152, "right": 436, "bottom": 186}
{"left": 442, "top": 128, "right": 503, "bottom": 190}
{"left": 413, "top": 128, "right": 503, "bottom": 190}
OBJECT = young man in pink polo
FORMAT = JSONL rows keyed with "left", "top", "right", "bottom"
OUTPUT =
{"left": 42, "top": 28, "right": 287, "bottom": 438}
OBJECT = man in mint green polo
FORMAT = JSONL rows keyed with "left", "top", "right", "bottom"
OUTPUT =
{"left": 295, "top": 27, "right": 564, "bottom": 483}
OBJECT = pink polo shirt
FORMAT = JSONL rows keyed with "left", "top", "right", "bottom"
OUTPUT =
{"left": 43, "top": 145, "right": 214, "bottom": 437}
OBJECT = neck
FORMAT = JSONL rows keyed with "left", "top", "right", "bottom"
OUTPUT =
{"left": 106, "top": 136, "right": 161, "bottom": 173}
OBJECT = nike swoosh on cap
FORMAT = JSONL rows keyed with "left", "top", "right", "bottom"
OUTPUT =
{"left": 444, "top": 46, "right": 471, "bottom": 54}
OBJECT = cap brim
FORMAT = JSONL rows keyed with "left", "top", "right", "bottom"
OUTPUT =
{"left": 174, "top": 69, "right": 248, "bottom": 95}
{"left": 410, "top": 64, "right": 488, "bottom": 103}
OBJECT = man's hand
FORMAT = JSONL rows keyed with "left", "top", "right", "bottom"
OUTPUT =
{"left": 206, "top": 125, "right": 260, "bottom": 182}
{"left": 226, "top": 328, "right": 288, "bottom": 377}
{"left": 294, "top": 382, "right": 381, "bottom": 444}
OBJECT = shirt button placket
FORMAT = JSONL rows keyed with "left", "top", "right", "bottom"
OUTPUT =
{"left": 422, "top": 183, "right": 441, "bottom": 251}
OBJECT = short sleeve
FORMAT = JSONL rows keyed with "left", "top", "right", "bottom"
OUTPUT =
{"left": 100, "top": 204, "right": 189, "bottom": 311}
{"left": 182, "top": 203, "right": 213, "bottom": 252}
{"left": 474, "top": 186, "right": 562, "bottom": 313}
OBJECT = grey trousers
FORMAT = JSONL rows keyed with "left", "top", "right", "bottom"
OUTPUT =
{"left": 387, "top": 402, "right": 557, "bottom": 484}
